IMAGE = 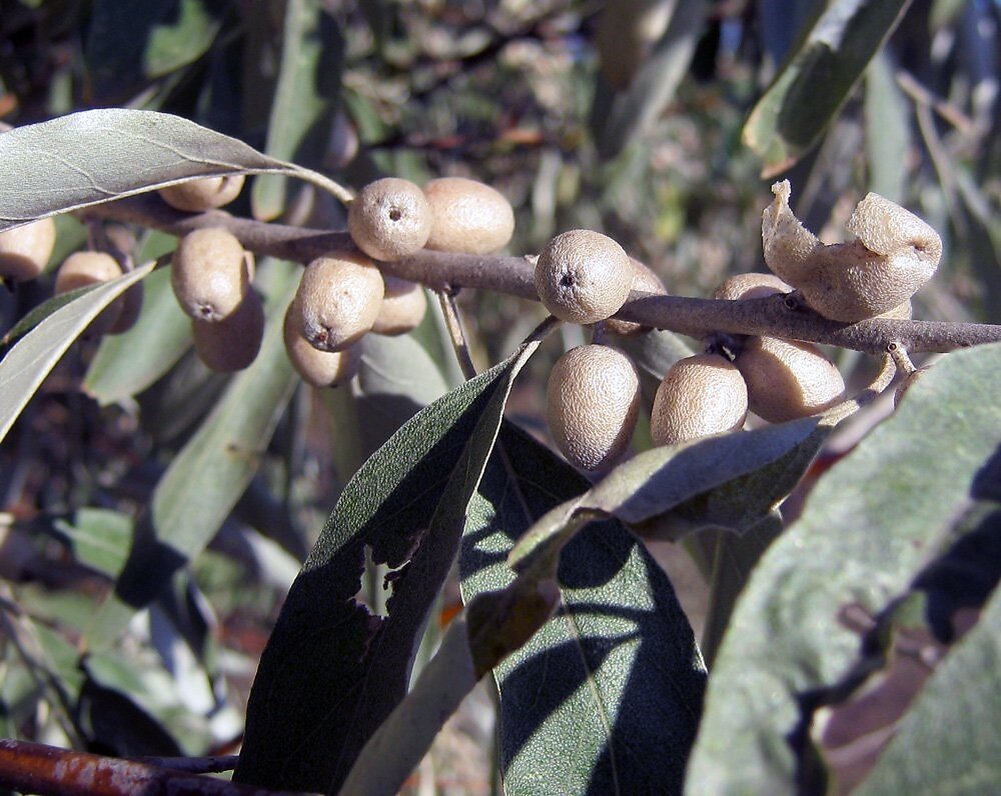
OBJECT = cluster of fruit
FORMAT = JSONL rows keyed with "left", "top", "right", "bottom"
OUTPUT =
{"left": 1, "top": 173, "right": 941, "bottom": 478}
{"left": 169, "top": 174, "right": 515, "bottom": 383}
{"left": 542, "top": 182, "right": 942, "bottom": 473}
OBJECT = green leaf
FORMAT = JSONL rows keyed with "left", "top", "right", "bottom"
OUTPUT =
{"left": 864, "top": 50, "right": 910, "bottom": 202}
{"left": 685, "top": 342, "right": 1001, "bottom": 794}
{"left": 0, "top": 262, "right": 155, "bottom": 446}
{"left": 743, "top": 0, "right": 912, "bottom": 178}
{"left": 252, "top": 0, "right": 343, "bottom": 220}
{"left": 855, "top": 583, "right": 1001, "bottom": 795}
{"left": 234, "top": 323, "right": 552, "bottom": 793}
{"left": 0, "top": 109, "right": 348, "bottom": 232}
{"left": 591, "top": 0, "right": 710, "bottom": 158}
{"left": 53, "top": 508, "right": 132, "bottom": 578}
{"left": 87, "top": 262, "right": 301, "bottom": 645}
{"left": 84, "top": 0, "right": 221, "bottom": 102}
{"left": 462, "top": 423, "right": 707, "bottom": 794}
{"left": 84, "top": 266, "right": 193, "bottom": 405}
{"left": 511, "top": 416, "right": 827, "bottom": 574}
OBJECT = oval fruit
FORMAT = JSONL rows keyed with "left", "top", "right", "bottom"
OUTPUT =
{"left": 604, "top": 257, "right": 668, "bottom": 336}
{"left": 171, "top": 227, "right": 254, "bottom": 322}
{"left": 283, "top": 300, "right": 360, "bottom": 387}
{"left": 712, "top": 272, "right": 792, "bottom": 301}
{"left": 650, "top": 353, "right": 748, "bottom": 446}
{"left": 534, "top": 229, "right": 632, "bottom": 324}
{"left": 423, "top": 177, "right": 515, "bottom": 255}
{"left": 546, "top": 344, "right": 640, "bottom": 472}
{"left": 54, "top": 251, "right": 125, "bottom": 336}
{"left": 348, "top": 177, "right": 431, "bottom": 261}
{"left": 0, "top": 217, "right": 57, "bottom": 282}
{"left": 736, "top": 337, "right": 845, "bottom": 422}
{"left": 371, "top": 276, "right": 427, "bottom": 336}
{"left": 159, "top": 175, "right": 245, "bottom": 212}
{"left": 192, "top": 289, "right": 265, "bottom": 372}
{"left": 295, "top": 252, "right": 385, "bottom": 352}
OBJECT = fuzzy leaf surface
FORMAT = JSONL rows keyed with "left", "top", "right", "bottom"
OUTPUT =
{"left": 0, "top": 109, "right": 320, "bottom": 231}
{"left": 462, "top": 424, "right": 707, "bottom": 795}
{"left": 234, "top": 331, "right": 546, "bottom": 793}
{"left": 685, "top": 342, "right": 1001, "bottom": 794}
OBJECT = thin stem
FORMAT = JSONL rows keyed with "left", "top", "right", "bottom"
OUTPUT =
{"left": 437, "top": 289, "right": 478, "bottom": 380}
{"left": 78, "top": 195, "right": 1001, "bottom": 356}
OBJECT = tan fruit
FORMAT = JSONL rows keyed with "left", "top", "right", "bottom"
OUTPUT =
{"left": 0, "top": 217, "right": 56, "bottom": 282}
{"left": 295, "top": 252, "right": 385, "bottom": 352}
{"left": 371, "top": 276, "right": 427, "bottom": 336}
{"left": 54, "top": 251, "right": 125, "bottom": 336}
{"left": 712, "top": 272, "right": 792, "bottom": 301}
{"left": 546, "top": 344, "right": 640, "bottom": 472}
{"left": 192, "top": 289, "right": 265, "bottom": 372}
{"left": 423, "top": 177, "right": 515, "bottom": 255}
{"left": 736, "top": 337, "right": 845, "bottom": 422}
{"left": 604, "top": 257, "right": 669, "bottom": 336}
{"left": 283, "top": 300, "right": 360, "bottom": 387}
{"left": 651, "top": 353, "right": 748, "bottom": 446}
{"left": 762, "top": 180, "right": 942, "bottom": 322}
{"left": 172, "top": 228, "right": 255, "bottom": 322}
{"left": 159, "top": 175, "right": 245, "bottom": 212}
{"left": 108, "top": 283, "right": 145, "bottom": 335}
{"left": 878, "top": 299, "right": 913, "bottom": 320}
{"left": 534, "top": 229, "right": 632, "bottom": 324}
{"left": 348, "top": 177, "right": 432, "bottom": 261}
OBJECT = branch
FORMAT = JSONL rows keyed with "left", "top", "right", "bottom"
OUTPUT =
{"left": 0, "top": 739, "right": 312, "bottom": 796}
{"left": 79, "top": 195, "right": 1001, "bottom": 355}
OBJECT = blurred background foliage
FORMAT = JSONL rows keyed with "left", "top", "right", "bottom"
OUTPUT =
{"left": 0, "top": 0, "right": 998, "bottom": 792}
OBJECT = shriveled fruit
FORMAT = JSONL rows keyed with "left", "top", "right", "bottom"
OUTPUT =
{"left": 651, "top": 353, "right": 747, "bottom": 446}
{"left": 534, "top": 229, "right": 632, "bottom": 324}
{"left": 283, "top": 300, "right": 360, "bottom": 387}
{"left": 423, "top": 177, "right": 515, "bottom": 255}
{"left": 172, "top": 228, "right": 255, "bottom": 322}
{"left": 762, "top": 180, "right": 942, "bottom": 322}
{"left": 712, "top": 271, "right": 792, "bottom": 301}
{"left": 54, "top": 251, "right": 125, "bottom": 336}
{"left": 295, "top": 252, "right": 385, "bottom": 352}
{"left": 0, "top": 217, "right": 56, "bottom": 282}
{"left": 348, "top": 178, "right": 431, "bottom": 261}
{"left": 546, "top": 344, "right": 640, "bottom": 472}
{"left": 736, "top": 337, "right": 845, "bottom": 422}
{"left": 159, "top": 175, "right": 245, "bottom": 212}
{"left": 371, "top": 276, "right": 427, "bottom": 336}
{"left": 192, "top": 289, "right": 265, "bottom": 372}
{"left": 604, "top": 257, "right": 668, "bottom": 336}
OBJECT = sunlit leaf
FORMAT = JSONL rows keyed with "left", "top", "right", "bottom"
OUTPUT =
{"left": 462, "top": 423, "right": 707, "bottom": 794}
{"left": 0, "top": 109, "right": 347, "bottom": 232}
{"left": 252, "top": 0, "right": 343, "bottom": 220}
{"left": 686, "top": 342, "right": 1001, "bottom": 794}
{"left": 743, "top": 0, "right": 912, "bottom": 177}
{"left": 234, "top": 323, "right": 552, "bottom": 793}
{"left": 0, "top": 262, "right": 155, "bottom": 446}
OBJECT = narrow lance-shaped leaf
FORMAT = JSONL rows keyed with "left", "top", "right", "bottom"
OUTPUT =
{"left": 84, "top": 266, "right": 194, "bottom": 405}
{"left": 462, "top": 423, "right": 707, "bottom": 794}
{"left": 0, "top": 262, "right": 155, "bottom": 446}
{"left": 743, "top": 0, "right": 913, "bottom": 177}
{"left": 234, "top": 321, "right": 554, "bottom": 793}
{"left": 252, "top": 0, "right": 343, "bottom": 220}
{"left": 0, "top": 108, "right": 350, "bottom": 231}
{"left": 685, "top": 342, "right": 1001, "bottom": 795}
{"left": 86, "top": 262, "right": 301, "bottom": 648}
